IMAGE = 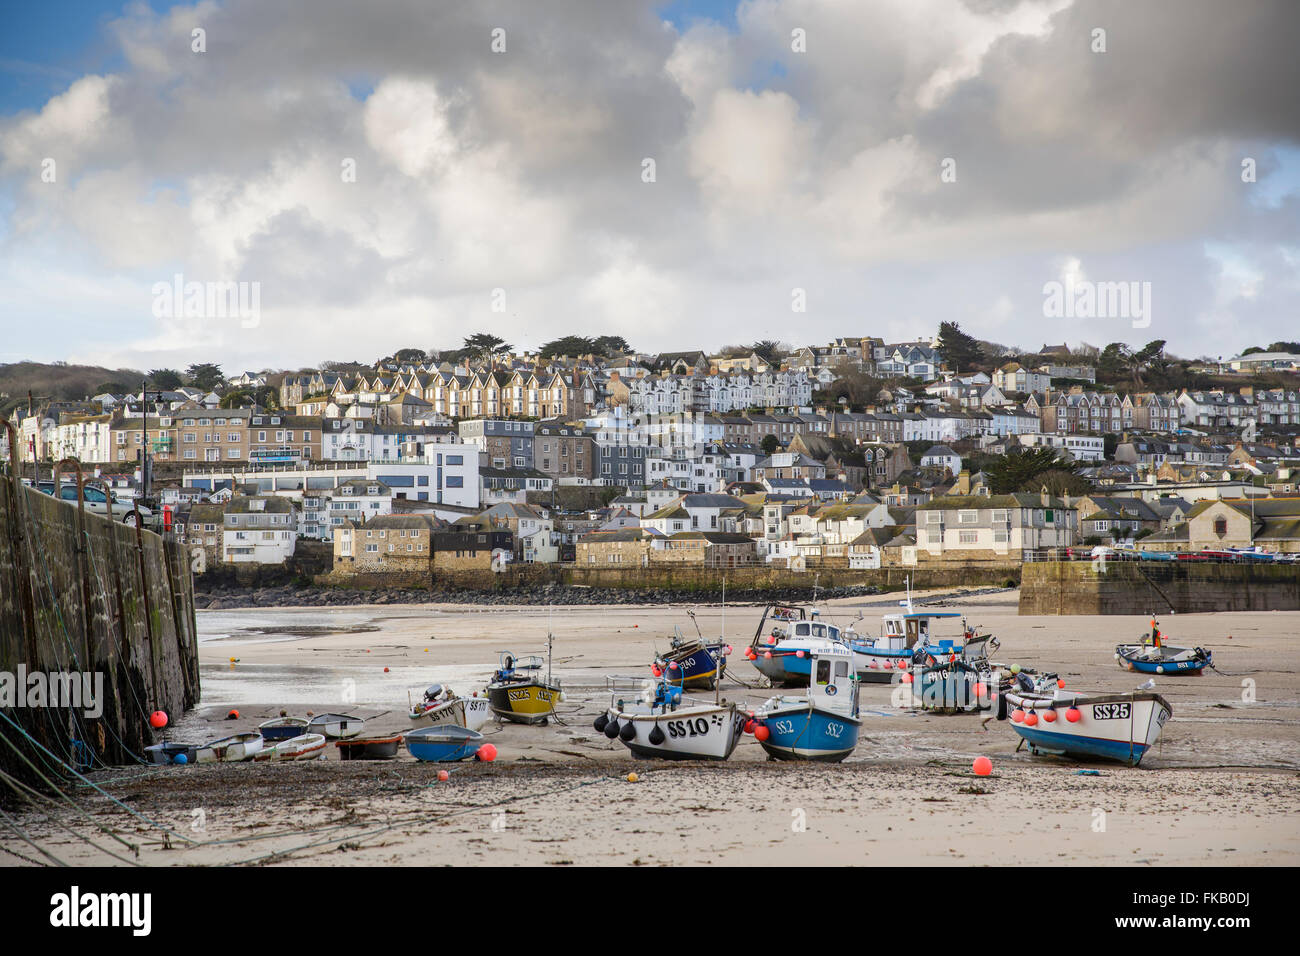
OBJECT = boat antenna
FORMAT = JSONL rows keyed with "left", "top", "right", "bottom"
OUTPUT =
{"left": 721, "top": 575, "right": 726, "bottom": 642}
{"left": 547, "top": 606, "right": 554, "bottom": 687}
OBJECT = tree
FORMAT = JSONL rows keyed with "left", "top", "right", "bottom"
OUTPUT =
{"left": 986, "top": 446, "right": 1078, "bottom": 494}
{"left": 94, "top": 381, "right": 127, "bottom": 395}
{"left": 389, "top": 347, "right": 427, "bottom": 364}
{"left": 761, "top": 434, "right": 781, "bottom": 456}
{"left": 751, "top": 340, "right": 783, "bottom": 366}
{"left": 592, "top": 335, "right": 632, "bottom": 356}
{"left": 148, "top": 368, "right": 184, "bottom": 390}
{"left": 540, "top": 335, "right": 596, "bottom": 358}
{"left": 219, "top": 390, "right": 251, "bottom": 409}
{"left": 937, "top": 322, "right": 984, "bottom": 373}
{"left": 462, "top": 333, "right": 512, "bottom": 363}
{"left": 185, "top": 363, "right": 224, "bottom": 391}
{"left": 1028, "top": 468, "right": 1091, "bottom": 498}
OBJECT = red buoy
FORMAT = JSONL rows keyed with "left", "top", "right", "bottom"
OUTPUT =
{"left": 754, "top": 724, "right": 770, "bottom": 741}
{"left": 477, "top": 743, "right": 498, "bottom": 762}
{"left": 796, "top": 650, "right": 805, "bottom": 658}
{"left": 764, "top": 650, "right": 773, "bottom": 659}
{"left": 1023, "top": 712, "right": 1039, "bottom": 727}
{"left": 226, "top": 709, "right": 240, "bottom": 720}
{"left": 149, "top": 711, "right": 168, "bottom": 729}
{"left": 1066, "top": 707, "right": 1082, "bottom": 723}
{"left": 1042, "top": 709, "right": 1057, "bottom": 722}
{"left": 437, "top": 770, "right": 449, "bottom": 782}
{"left": 1056, "top": 679, "right": 1065, "bottom": 689}
{"left": 901, "top": 672, "right": 913, "bottom": 684}
{"left": 1011, "top": 709, "right": 1025, "bottom": 723}
{"left": 972, "top": 756, "right": 992, "bottom": 777}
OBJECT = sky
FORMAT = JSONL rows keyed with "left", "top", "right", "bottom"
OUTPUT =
{"left": 0, "top": 0, "right": 1297, "bottom": 374}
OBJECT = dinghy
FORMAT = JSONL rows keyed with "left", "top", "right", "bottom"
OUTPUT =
{"left": 596, "top": 676, "right": 745, "bottom": 761}
{"left": 1115, "top": 619, "right": 1211, "bottom": 675}
{"left": 405, "top": 725, "right": 485, "bottom": 762}
{"left": 753, "top": 646, "right": 861, "bottom": 762}
{"left": 1004, "top": 686, "right": 1172, "bottom": 766}
{"left": 258, "top": 716, "right": 310, "bottom": 741}
{"left": 305, "top": 713, "right": 365, "bottom": 739}
{"left": 335, "top": 734, "right": 403, "bottom": 760}
{"left": 254, "top": 733, "right": 327, "bottom": 761}
{"left": 408, "top": 685, "right": 491, "bottom": 731}
{"left": 194, "top": 732, "right": 264, "bottom": 763}
{"left": 144, "top": 742, "right": 199, "bottom": 765}
{"left": 485, "top": 641, "right": 562, "bottom": 725}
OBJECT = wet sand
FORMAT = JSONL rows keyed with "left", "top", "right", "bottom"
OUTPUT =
{"left": 5, "top": 590, "right": 1298, "bottom": 866}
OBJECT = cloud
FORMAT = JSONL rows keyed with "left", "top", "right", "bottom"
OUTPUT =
{"left": 0, "top": 0, "right": 1296, "bottom": 370}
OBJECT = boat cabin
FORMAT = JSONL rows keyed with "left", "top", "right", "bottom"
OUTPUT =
{"left": 809, "top": 647, "right": 858, "bottom": 713}
{"left": 788, "top": 620, "right": 844, "bottom": 643}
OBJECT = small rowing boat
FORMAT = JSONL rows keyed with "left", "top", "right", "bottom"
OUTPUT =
{"left": 258, "top": 716, "right": 310, "bottom": 741}
{"left": 254, "top": 733, "right": 327, "bottom": 761}
{"left": 144, "top": 742, "right": 198, "bottom": 765}
{"left": 335, "top": 734, "right": 403, "bottom": 761}
{"left": 405, "top": 725, "right": 485, "bottom": 762}
{"left": 194, "top": 732, "right": 264, "bottom": 763}
{"left": 305, "top": 713, "right": 365, "bottom": 739}
{"left": 1115, "top": 619, "right": 1211, "bottom": 675}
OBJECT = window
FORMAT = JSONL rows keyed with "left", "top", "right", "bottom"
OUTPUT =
{"left": 959, "top": 530, "right": 978, "bottom": 544}
{"left": 1213, "top": 517, "right": 1228, "bottom": 536}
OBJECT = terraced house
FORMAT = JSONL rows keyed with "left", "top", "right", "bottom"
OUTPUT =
{"left": 914, "top": 492, "right": 1078, "bottom": 562}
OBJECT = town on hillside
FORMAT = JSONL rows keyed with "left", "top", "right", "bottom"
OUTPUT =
{"left": 4, "top": 329, "right": 1300, "bottom": 575}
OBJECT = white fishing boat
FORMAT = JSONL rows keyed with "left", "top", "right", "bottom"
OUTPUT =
{"left": 1004, "top": 685, "right": 1172, "bottom": 767}
{"left": 408, "top": 684, "right": 491, "bottom": 731}
{"left": 305, "top": 713, "right": 365, "bottom": 740}
{"left": 253, "top": 733, "right": 327, "bottom": 761}
{"left": 194, "top": 732, "right": 264, "bottom": 763}
{"left": 595, "top": 676, "right": 745, "bottom": 761}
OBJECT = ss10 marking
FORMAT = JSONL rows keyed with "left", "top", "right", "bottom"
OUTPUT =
{"left": 665, "top": 718, "right": 711, "bottom": 738}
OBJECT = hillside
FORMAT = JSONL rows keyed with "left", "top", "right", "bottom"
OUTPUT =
{"left": 0, "top": 361, "right": 145, "bottom": 418}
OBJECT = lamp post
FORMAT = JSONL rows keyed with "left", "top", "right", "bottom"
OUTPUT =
{"left": 139, "top": 381, "right": 166, "bottom": 500}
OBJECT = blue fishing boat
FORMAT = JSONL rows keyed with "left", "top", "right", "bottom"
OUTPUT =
{"left": 753, "top": 646, "right": 861, "bottom": 762}
{"left": 746, "top": 605, "right": 849, "bottom": 686}
{"left": 405, "top": 725, "right": 484, "bottom": 762}
{"left": 843, "top": 583, "right": 997, "bottom": 683}
{"left": 1115, "top": 619, "right": 1212, "bottom": 675}
{"left": 1005, "top": 686, "right": 1172, "bottom": 766}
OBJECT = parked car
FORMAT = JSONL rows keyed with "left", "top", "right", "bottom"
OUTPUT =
{"left": 35, "top": 481, "right": 154, "bottom": 527}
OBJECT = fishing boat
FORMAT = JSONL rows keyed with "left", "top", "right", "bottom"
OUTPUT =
{"left": 745, "top": 604, "right": 848, "bottom": 686}
{"left": 485, "top": 638, "right": 563, "bottom": 725}
{"left": 844, "top": 583, "right": 996, "bottom": 682}
{"left": 144, "top": 742, "right": 198, "bottom": 765}
{"left": 408, "top": 684, "right": 491, "bottom": 731}
{"left": 405, "top": 725, "right": 485, "bottom": 762}
{"left": 596, "top": 676, "right": 745, "bottom": 761}
{"left": 1004, "top": 686, "right": 1172, "bottom": 766}
{"left": 335, "top": 734, "right": 403, "bottom": 761}
{"left": 194, "top": 732, "right": 264, "bottom": 763}
{"left": 305, "top": 713, "right": 365, "bottom": 739}
{"left": 254, "top": 733, "right": 327, "bottom": 761}
{"left": 1115, "top": 619, "right": 1212, "bottom": 675}
{"left": 753, "top": 646, "right": 861, "bottom": 762}
{"left": 654, "top": 608, "right": 731, "bottom": 689}
{"left": 258, "top": 716, "right": 310, "bottom": 741}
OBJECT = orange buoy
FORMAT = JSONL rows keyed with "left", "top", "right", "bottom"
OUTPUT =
{"left": 437, "top": 770, "right": 449, "bottom": 782}
{"left": 972, "top": 756, "right": 992, "bottom": 776}
{"left": 477, "top": 743, "right": 498, "bottom": 762}
{"left": 1066, "top": 707, "right": 1082, "bottom": 723}
{"left": 754, "top": 724, "right": 770, "bottom": 742}
{"left": 226, "top": 709, "right": 240, "bottom": 720}
{"left": 1011, "top": 709, "right": 1025, "bottom": 723}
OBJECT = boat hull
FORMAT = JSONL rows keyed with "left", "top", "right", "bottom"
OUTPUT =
{"left": 757, "top": 703, "right": 861, "bottom": 762}
{"left": 751, "top": 649, "right": 813, "bottom": 686}
{"left": 254, "top": 733, "right": 327, "bottom": 761}
{"left": 607, "top": 705, "right": 745, "bottom": 761}
{"left": 305, "top": 714, "right": 365, "bottom": 740}
{"left": 144, "top": 742, "right": 198, "bottom": 765}
{"left": 409, "top": 696, "right": 492, "bottom": 731}
{"left": 661, "top": 643, "right": 726, "bottom": 690}
{"left": 195, "top": 733, "right": 264, "bottom": 763}
{"left": 1006, "top": 691, "right": 1171, "bottom": 767}
{"left": 335, "top": 736, "right": 402, "bottom": 760}
{"left": 1115, "top": 645, "right": 1211, "bottom": 675}
{"left": 405, "top": 727, "right": 484, "bottom": 762}
{"left": 487, "top": 681, "right": 560, "bottom": 724}
{"left": 258, "top": 718, "right": 310, "bottom": 741}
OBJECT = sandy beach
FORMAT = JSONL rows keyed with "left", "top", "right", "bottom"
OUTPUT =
{"left": 4, "top": 589, "right": 1298, "bottom": 866}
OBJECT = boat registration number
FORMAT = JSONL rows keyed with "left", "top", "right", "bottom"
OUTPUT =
{"left": 509, "top": 689, "right": 553, "bottom": 702}
{"left": 1092, "top": 703, "right": 1131, "bottom": 720}
{"left": 665, "top": 718, "right": 711, "bottom": 739}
